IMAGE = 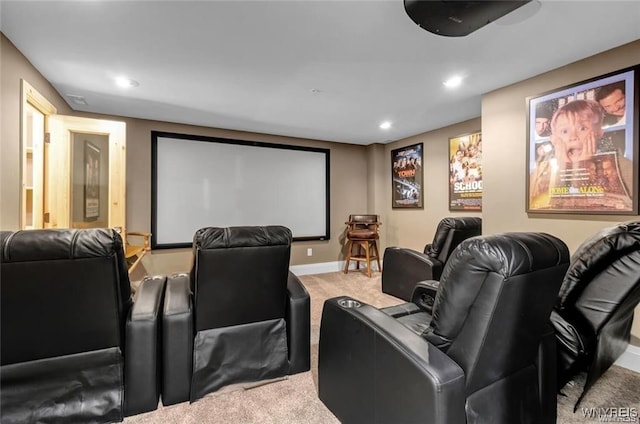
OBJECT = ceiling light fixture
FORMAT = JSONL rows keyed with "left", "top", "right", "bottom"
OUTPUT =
{"left": 115, "top": 77, "right": 139, "bottom": 88}
{"left": 379, "top": 121, "right": 392, "bottom": 130}
{"left": 443, "top": 76, "right": 463, "bottom": 88}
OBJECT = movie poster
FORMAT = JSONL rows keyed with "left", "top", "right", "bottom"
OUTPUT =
{"left": 540, "top": 151, "right": 631, "bottom": 211}
{"left": 84, "top": 141, "right": 101, "bottom": 220}
{"left": 449, "top": 131, "right": 482, "bottom": 211}
{"left": 391, "top": 143, "right": 423, "bottom": 209}
{"left": 527, "top": 66, "right": 637, "bottom": 214}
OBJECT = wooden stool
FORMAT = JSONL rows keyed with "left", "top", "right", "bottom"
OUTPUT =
{"left": 344, "top": 238, "right": 381, "bottom": 277}
{"left": 343, "top": 214, "right": 382, "bottom": 278}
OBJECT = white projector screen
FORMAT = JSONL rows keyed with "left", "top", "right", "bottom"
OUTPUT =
{"left": 152, "top": 131, "right": 330, "bottom": 248}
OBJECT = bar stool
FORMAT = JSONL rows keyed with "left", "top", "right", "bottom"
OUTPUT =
{"left": 343, "top": 214, "right": 381, "bottom": 277}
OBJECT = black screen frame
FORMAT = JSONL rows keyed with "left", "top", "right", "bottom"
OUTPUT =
{"left": 151, "top": 131, "right": 331, "bottom": 249}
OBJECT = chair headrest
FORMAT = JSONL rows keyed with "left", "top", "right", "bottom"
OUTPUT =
{"left": 193, "top": 226, "right": 292, "bottom": 249}
{"left": 1, "top": 228, "right": 122, "bottom": 262}
{"left": 556, "top": 221, "right": 640, "bottom": 309}
{"left": 442, "top": 231, "right": 567, "bottom": 281}
{"left": 429, "top": 232, "right": 569, "bottom": 346}
{"left": 427, "top": 216, "right": 482, "bottom": 258}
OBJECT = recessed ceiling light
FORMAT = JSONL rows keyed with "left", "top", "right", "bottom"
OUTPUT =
{"left": 443, "top": 76, "right": 463, "bottom": 88}
{"left": 115, "top": 77, "right": 139, "bottom": 88}
{"left": 379, "top": 121, "right": 392, "bottom": 130}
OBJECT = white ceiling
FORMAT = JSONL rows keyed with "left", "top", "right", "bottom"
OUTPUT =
{"left": 1, "top": 0, "right": 639, "bottom": 145}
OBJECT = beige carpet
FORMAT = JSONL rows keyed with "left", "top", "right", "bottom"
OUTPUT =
{"left": 124, "top": 271, "right": 639, "bottom": 423}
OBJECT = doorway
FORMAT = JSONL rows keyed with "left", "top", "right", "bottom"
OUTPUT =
{"left": 20, "top": 80, "right": 127, "bottom": 239}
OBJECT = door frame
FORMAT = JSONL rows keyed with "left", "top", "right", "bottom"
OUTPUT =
{"left": 20, "top": 79, "right": 56, "bottom": 229}
{"left": 48, "top": 115, "right": 127, "bottom": 237}
{"left": 20, "top": 80, "right": 127, "bottom": 241}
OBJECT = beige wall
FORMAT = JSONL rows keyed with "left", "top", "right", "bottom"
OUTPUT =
{"left": 1, "top": 34, "right": 73, "bottom": 229}
{"left": 385, "top": 39, "right": 640, "bottom": 341}
{"left": 383, "top": 118, "right": 482, "bottom": 252}
{"left": 2, "top": 33, "right": 639, "bottom": 338}
{"left": 384, "top": 40, "right": 640, "bottom": 253}
{"left": 480, "top": 39, "right": 640, "bottom": 340}
{"left": 1, "top": 33, "right": 369, "bottom": 268}
{"left": 124, "top": 119, "right": 370, "bottom": 267}
{"left": 482, "top": 40, "right": 640, "bottom": 250}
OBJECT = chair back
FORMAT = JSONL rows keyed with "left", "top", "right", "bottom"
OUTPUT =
{"left": 426, "top": 232, "right": 569, "bottom": 394}
{"left": 556, "top": 221, "right": 640, "bottom": 332}
{"left": 551, "top": 221, "right": 640, "bottom": 402}
{"left": 425, "top": 217, "right": 482, "bottom": 263}
{"left": 1, "top": 228, "right": 131, "bottom": 365}
{"left": 190, "top": 226, "right": 292, "bottom": 332}
{"left": 345, "top": 214, "right": 380, "bottom": 240}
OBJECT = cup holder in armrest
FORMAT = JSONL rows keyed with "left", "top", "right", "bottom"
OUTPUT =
{"left": 338, "top": 299, "right": 361, "bottom": 308}
{"left": 419, "top": 293, "right": 435, "bottom": 310}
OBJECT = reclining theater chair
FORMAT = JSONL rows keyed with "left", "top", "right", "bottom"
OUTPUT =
{"left": 382, "top": 216, "right": 481, "bottom": 301}
{"left": 319, "top": 232, "right": 569, "bottom": 424}
{"left": 161, "top": 225, "right": 311, "bottom": 405}
{"left": 551, "top": 220, "right": 640, "bottom": 409}
{"left": 1, "top": 228, "right": 165, "bottom": 424}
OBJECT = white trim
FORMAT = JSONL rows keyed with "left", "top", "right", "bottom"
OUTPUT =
{"left": 615, "top": 344, "right": 640, "bottom": 373}
{"left": 290, "top": 261, "right": 344, "bottom": 276}
{"left": 290, "top": 260, "right": 383, "bottom": 276}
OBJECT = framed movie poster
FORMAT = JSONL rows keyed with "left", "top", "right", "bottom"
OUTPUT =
{"left": 527, "top": 65, "right": 639, "bottom": 214}
{"left": 449, "top": 131, "right": 482, "bottom": 211}
{"left": 84, "top": 141, "right": 101, "bottom": 220}
{"left": 391, "top": 142, "right": 423, "bottom": 209}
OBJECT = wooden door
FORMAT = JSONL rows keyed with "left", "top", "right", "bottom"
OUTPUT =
{"left": 47, "top": 115, "right": 127, "bottom": 241}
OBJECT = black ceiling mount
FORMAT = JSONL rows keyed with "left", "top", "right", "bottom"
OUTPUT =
{"left": 404, "top": 0, "right": 532, "bottom": 37}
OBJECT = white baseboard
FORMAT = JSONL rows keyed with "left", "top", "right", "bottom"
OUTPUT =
{"left": 615, "top": 344, "right": 640, "bottom": 373}
{"left": 290, "top": 261, "right": 344, "bottom": 276}
{"left": 290, "top": 260, "right": 383, "bottom": 276}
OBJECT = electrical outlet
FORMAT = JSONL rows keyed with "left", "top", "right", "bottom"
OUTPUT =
{"left": 307, "top": 248, "right": 313, "bottom": 257}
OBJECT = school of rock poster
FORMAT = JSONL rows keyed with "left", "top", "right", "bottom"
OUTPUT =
{"left": 449, "top": 132, "right": 482, "bottom": 211}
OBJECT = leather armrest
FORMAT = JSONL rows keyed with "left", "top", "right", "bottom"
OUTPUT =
{"left": 318, "top": 296, "right": 465, "bottom": 424}
{"left": 537, "top": 324, "right": 558, "bottom": 422}
{"left": 124, "top": 275, "right": 166, "bottom": 416}
{"left": 286, "top": 271, "right": 311, "bottom": 374}
{"left": 411, "top": 280, "right": 440, "bottom": 313}
{"left": 381, "top": 247, "right": 442, "bottom": 301}
{"left": 161, "top": 273, "right": 193, "bottom": 406}
{"left": 550, "top": 309, "right": 595, "bottom": 388}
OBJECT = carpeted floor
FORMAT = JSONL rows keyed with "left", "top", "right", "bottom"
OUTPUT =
{"left": 125, "top": 271, "right": 640, "bottom": 423}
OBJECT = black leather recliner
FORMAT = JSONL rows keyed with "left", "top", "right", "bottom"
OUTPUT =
{"left": 319, "top": 232, "right": 569, "bottom": 424}
{"left": 0, "top": 228, "right": 165, "bottom": 424}
{"left": 382, "top": 216, "right": 481, "bottom": 301}
{"left": 161, "top": 225, "right": 311, "bottom": 405}
{"left": 551, "top": 220, "right": 640, "bottom": 409}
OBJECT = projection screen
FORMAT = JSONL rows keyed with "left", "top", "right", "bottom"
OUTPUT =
{"left": 152, "top": 131, "right": 330, "bottom": 248}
